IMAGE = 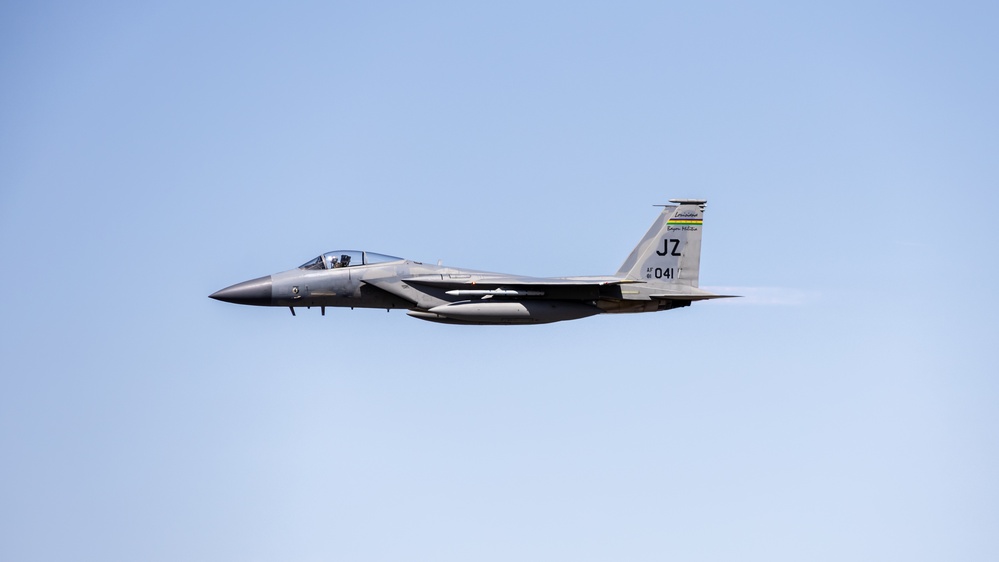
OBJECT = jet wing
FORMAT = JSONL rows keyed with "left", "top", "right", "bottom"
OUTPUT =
{"left": 402, "top": 275, "right": 737, "bottom": 301}
{"left": 400, "top": 274, "right": 638, "bottom": 301}
{"left": 365, "top": 274, "right": 737, "bottom": 307}
{"left": 402, "top": 274, "right": 637, "bottom": 288}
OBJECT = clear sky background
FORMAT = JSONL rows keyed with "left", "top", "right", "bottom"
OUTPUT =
{"left": 2, "top": 2, "right": 997, "bottom": 561}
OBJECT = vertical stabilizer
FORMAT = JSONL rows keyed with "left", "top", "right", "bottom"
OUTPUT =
{"left": 616, "top": 199, "right": 707, "bottom": 287}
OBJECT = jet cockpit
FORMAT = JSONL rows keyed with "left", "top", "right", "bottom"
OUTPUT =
{"left": 299, "top": 250, "right": 404, "bottom": 270}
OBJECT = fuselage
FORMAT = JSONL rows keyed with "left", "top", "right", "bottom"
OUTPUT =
{"left": 210, "top": 201, "right": 730, "bottom": 324}
{"left": 210, "top": 255, "right": 691, "bottom": 324}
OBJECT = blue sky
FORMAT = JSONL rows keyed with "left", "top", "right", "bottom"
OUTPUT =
{"left": 2, "top": 2, "right": 997, "bottom": 561}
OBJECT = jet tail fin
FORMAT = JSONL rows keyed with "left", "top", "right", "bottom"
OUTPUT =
{"left": 616, "top": 199, "right": 707, "bottom": 286}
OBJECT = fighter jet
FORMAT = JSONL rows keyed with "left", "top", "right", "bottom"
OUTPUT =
{"left": 209, "top": 199, "right": 733, "bottom": 324}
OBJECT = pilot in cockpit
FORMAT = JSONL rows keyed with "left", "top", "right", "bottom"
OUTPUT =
{"left": 327, "top": 256, "right": 339, "bottom": 269}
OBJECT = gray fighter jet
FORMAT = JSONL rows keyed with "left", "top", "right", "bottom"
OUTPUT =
{"left": 210, "top": 199, "right": 733, "bottom": 324}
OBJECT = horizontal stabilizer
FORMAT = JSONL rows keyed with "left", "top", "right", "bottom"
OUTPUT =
{"left": 650, "top": 293, "right": 739, "bottom": 301}
{"left": 648, "top": 285, "right": 739, "bottom": 301}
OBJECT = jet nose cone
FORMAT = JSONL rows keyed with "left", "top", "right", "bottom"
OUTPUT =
{"left": 209, "top": 275, "right": 273, "bottom": 306}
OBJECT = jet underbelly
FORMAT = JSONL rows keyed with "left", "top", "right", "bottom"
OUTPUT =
{"left": 421, "top": 300, "right": 601, "bottom": 325}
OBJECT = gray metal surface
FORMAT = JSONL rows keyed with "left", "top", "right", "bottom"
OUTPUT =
{"left": 209, "top": 200, "right": 735, "bottom": 324}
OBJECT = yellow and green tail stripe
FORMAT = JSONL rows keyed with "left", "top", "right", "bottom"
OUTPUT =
{"left": 667, "top": 217, "right": 703, "bottom": 226}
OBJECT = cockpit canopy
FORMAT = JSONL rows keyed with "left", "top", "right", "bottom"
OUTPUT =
{"left": 299, "top": 250, "right": 403, "bottom": 270}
